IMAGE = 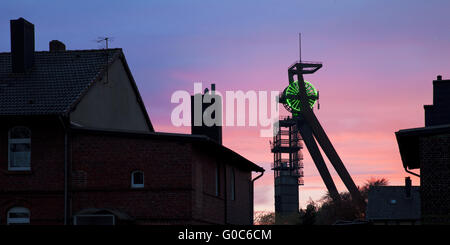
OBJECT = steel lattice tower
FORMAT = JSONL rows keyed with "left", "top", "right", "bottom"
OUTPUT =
{"left": 271, "top": 116, "right": 304, "bottom": 219}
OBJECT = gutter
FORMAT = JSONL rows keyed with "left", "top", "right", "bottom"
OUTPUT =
{"left": 252, "top": 171, "right": 264, "bottom": 182}
{"left": 405, "top": 167, "right": 420, "bottom": 178}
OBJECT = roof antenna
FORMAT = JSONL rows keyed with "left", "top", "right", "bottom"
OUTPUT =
{"left": 96, "top": 36, "right": 114, "bottom": 84}
{"left": 299, "top": 33, "right": 302, "bottom": 63}
{"left": 96, "top": 36, "right": 114, "bottom": 49}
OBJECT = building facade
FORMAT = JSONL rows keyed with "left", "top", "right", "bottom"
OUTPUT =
{"left": 396, "top": 75, "right": 450, "bottom": 224}
{"left": 0, "top": 18, "right": 263, "bottom": 225}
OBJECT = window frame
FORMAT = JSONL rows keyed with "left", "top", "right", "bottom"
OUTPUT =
{"left": 131, "top": 170, "right": 144, "bottom": 188}
{"left": 7, "top": 207, "right": 30, "bottom": 225}
{"left": 230, "top": 168, "right": 236, "bottom": 201}
{"left": 215, "top": 163, "right": 220, "bottom": 197}
{"left": 8, "top": 126, "right": 31, "bottom": 171}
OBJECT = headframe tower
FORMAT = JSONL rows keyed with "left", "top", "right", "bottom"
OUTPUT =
{"left": 272, "top": 36, "right": 365, "bottom": 220}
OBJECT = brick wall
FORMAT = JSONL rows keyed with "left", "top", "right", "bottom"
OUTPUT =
{"left": 71, "top": 132, "right": 194, "bottom": 224}
{"left": 420, "top": 134, "right": 450, "bottom": 224}
{"left": 226, "top": 165, "right": 252, "bottom": 225}
{"left": 0, "top": 118, "right": 256, "bottom": 225}
{"left": 71, "top": 131, "right": 255, "bottom": 224}
{"left": 0, "top": 116, "right": 65, "bottom": 224}
{"left": 191, "top": 146, "right": 253, "bottom": 225}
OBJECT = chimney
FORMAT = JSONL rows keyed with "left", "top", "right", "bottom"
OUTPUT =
{"left": 10, "top": 17, "right": 35, "bottom": 73}
{"left": 425, "top": 75, "right": 450, "bottom": 126}
{"left": 49, "top": 40, "right": 66, "bottom": 52}
{"left": 191, "top": 84, "right": 223, "bottom": 144}
{"left": 405, "top": 177, "right": 412, "bottom": 198}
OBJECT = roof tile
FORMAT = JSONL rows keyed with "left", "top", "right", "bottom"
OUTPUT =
{"left": 0, "top": 49, "right": 121, "bottom": 115}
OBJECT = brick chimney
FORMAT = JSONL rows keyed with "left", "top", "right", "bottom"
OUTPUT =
{"left": 424, "top": 75, "right": 450, "bottom": 126}
{"left": 191, "top": 84, "right": 223, "bottom": 144}
{"left": 10, "top": 17, "right": 35, "bottom": 73}
{"left": 49, "top": 40, "right": 66, "bottom": 52}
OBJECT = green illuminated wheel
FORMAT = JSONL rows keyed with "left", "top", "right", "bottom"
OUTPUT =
{"left": 281, "top": 80, "right": 318, "bottom": 113}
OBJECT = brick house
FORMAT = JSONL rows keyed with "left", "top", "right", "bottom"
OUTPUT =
{"left": 396, "top": 75, "right": 450, "bottom": 224}
{"left": 0, "top": 18, "right": 264, "bottom": 225}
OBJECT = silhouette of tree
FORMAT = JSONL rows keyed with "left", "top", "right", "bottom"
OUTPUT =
{"left": 301, "top": 198, "right": 317, "bottom": 225}
{"left": 306, "top": 177, "right": 389, "bottom": 225}
{"left": 255, "top": 177, "right": 389, "bottom": 225}
{"left": 254, "top": 211, "right": 275, "bottom": 225}
{"left": 360, "top": 177, "right": 389, "bottom": 203}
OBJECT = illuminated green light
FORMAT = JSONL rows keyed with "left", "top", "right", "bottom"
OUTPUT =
{"left": 284, "top": 80, "right": 318, "bottom": 112}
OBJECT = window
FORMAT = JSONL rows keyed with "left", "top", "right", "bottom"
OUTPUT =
{"left": 8, "top": 127, "right": 31, "bottom": 171}
{"left": 230, "top": 168, "right": 236, "bottom": 201}
{"left": 7, "top": 207, "right": 30, "bottom": 225}
{"left": 215, "top": 163, "right": 220, "bottom": 196}
{"left": 131, "top": 171, "right": 144, "bottom": 188}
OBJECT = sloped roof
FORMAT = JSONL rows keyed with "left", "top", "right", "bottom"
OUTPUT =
{"left": 396, "top": 124, "right": 450, "bottom": 170}
{"left": 0, "top": 49, "right": 118, "bottom": 115}
{"left": 0, "top": 48, "right": 154, "bottom": 131}
{"left": 366, "top": 186, "right": 420, "bottom": 221}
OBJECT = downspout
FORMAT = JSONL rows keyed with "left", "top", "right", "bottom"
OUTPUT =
{"left": 250, "top": 171, "right": 264, "bottom": 225}
{"left": 223, "top": 163, "right": 227, "bottom": 225}
{"left": 59, "top": 115, "right": 69, "bottom": 225}
{"left": 404, "top": 167, "right": 420, "bottom": 178}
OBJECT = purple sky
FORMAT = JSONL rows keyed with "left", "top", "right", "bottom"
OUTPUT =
{"left": 2, "top": 0, "right": 450, "bottom": 211}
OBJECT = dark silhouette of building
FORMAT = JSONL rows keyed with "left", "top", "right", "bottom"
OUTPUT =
{"left": 366, "top": 177, "right": 420, "bottom": 225}
{"left": 424, "top": 75, "right": 450, "bottom": 126}
{"left": 0, "top": 17, "right": 263, "bottom": 225}
{"left": 396, "top": 75, "right": 450, "bottom": 224}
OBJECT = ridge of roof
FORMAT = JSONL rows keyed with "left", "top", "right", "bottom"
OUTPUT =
{"left": 0, "top": 48, "right": 123, "bottom": 55}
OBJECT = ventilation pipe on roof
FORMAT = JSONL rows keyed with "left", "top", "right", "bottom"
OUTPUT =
{"left": 405, "top": 177, "right": 412, "bottom": 198}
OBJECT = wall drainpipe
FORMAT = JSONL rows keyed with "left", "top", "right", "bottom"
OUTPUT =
{"left": 250, "top": 171, "right": 264, "bottom": 225}
{"left": 224, "top": 163, "right": 227, "bottom": 225}
{"left": 59, "top": 115, "right": 69, "bottom": 225}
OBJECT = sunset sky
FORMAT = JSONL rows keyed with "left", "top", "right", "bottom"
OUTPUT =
{"left": 2, "top": 0, "right": 450, "bottom": 211}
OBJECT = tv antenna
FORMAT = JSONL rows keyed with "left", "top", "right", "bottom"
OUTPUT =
{"left": 96, "top": 36, "right": 114, "bottom": 49}
{"left": 94, "top": 36, "right": 115, "bottom": 84}
{"left": 299, "top": 33, "right": 302, "bottom": 62}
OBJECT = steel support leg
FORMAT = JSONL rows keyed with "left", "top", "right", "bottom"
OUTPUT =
{"left": 301, "top": 110, "right": 364, "bottom": 207}
{"left": 297, "top": 118, "right": 341, "bottom": 202}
